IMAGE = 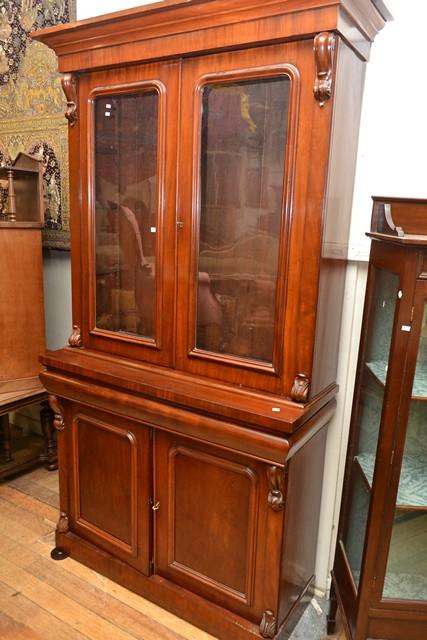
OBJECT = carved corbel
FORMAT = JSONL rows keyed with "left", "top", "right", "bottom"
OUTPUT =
{"left": 313, "top": 32, "right": 336, "bottom": 107}
{"left": 267, "top": 466, "right": 285, "bottom": 512}
{"left": 68, "top": 325, "right": 82, "bottom": 347}
{"left": 48, "top": 395, "right": 65, "bottom": 431}
{"left": 291, "top": 373, "right": 310, "bottom": 403}
{"left": 260, "top": 610, "right": 277, "bottom": 639}
{"left": 61, "top": 73, "right": 78, "bottom": 126}
{"left": 57, "top": 511, "right": 69, "bottom": 534}
{"left": 377, "top": 202, "right": 405, "bottom": 237}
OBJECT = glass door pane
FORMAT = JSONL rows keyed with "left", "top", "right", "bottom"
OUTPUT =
{"left": 196, "top": 76, "right": 290, "bottom": 363}
{"left": 342, "top": 268, "right": 399, "bottom": 588}
{"left": 94, "top": 89, "right": 158, "bottom": 340}
{"left": 383, "top": 302, "right": 427, "bottom": 600}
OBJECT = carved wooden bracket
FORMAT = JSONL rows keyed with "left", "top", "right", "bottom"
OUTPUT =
{"left": 61, "top": 73, "right": 78, "bottom": 126}
{"left": 260, "top": 610, "right": 277, "bottom": 638}
{"left": 372, "top": 201, "right": 405, "bottom": 237}
{"left": 68, "top": 325, "right": 82, "bottom": 348}
{"left": 267, "top": 466, "right": 285, "bottom": 512}
{"left": 313, "top": 32, "right": 335, "bottom": 107}
{"left": 57, "top": 511, "right": 69, "bottom": 534}
{"left": 382, "top": 203, "right": 404, "bottom": 236}
{"left": 48, "top": 395, "right": 65, "bottom": 431}
{"left": 291, "top": 373, "right": 310, "bottom": 403}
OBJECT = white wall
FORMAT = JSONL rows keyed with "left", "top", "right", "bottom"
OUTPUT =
{"left": 349, "top": 0, "right": 427, "bottom": 260}
{"left": 67, "top": 0, "right": 426, "bottom": 594}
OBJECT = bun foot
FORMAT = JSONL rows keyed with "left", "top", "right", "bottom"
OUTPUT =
{"left": 50, "top": 547, "right": 69, "bottom": 561}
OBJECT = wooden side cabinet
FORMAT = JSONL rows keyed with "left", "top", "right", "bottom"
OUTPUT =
{"left": 329, "top": 198, "right": 427, "bottom": 640}
{"left": 33, "top": 2, "right": 390, "bottom": 638}
{"left": 0, "top": 153, "right": 56, "bottom": 477}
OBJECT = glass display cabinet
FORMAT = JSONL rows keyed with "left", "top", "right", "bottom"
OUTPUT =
{"left": 33, "top": 2, "right": 390, "bottom": 639}
{"left": 329, "top": 197, "right": 427, "bottom": 640}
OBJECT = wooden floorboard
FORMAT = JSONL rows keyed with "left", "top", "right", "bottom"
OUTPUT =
{"left": 0, "top": 579, "right": 90, "bottom": 640}
{"left": 0, "top": 468, "right": 214, "bottom": 640}
{"left": 0, "top": 485, "right": 58, "bottom": 523}
{"left": 8, "top": 474, "right": 60, "bottom": 509}
{"left": 0, "top": 607, "right": 41, "bottom": 640}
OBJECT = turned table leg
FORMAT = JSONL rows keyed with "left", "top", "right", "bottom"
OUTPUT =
{"left": 40, "top": 401, "right": 57, "bottom": 471}
{"left": 1, "top": 413, "right": 13, "bottom": 463}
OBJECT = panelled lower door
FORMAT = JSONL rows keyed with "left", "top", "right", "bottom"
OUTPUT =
{"left": 78, "top": 60, "right": 179, "bottom": 365}
{"left": 176, "top": 40, "right": 329, "bottom": 394}
{"left": 66, "top": 402, "right": 152, "bottom": 575}
{"left": 154, "top": 431, "right": 284, "bottom": 623}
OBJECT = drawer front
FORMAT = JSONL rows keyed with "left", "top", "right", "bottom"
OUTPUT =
{"left": 154, "top": 430, "right": 285, "bottom": 623}
{"left": 64, "top": 401, "right": 152, "bottom": 575}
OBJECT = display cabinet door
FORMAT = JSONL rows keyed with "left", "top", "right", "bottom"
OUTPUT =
{"left": 154, "top": 431, "right": 284, "bottom": 624}
{"left": 176, "top": 40, "right": 331, "bottom": 394}
{"left": 334, "top": 242, "right": 420, "bottom": 629}
{"left": 372, "top": 279, "right": 427, "bottom": 611}
{"left": 65, "top": 402, "right": 152, "bottom": 575}
{"left": 78, "top": 61, "right": 179, "bottom": 365}
{"left": 340, "top": 264, "right": 401, "bottom": 589}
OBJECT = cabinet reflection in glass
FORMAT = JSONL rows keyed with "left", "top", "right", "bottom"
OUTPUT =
{"left": 94, "top": 90, "right": 159, "bottom": 339}
{"left": 196, "top": 76, "right": 290, "bottom": 363}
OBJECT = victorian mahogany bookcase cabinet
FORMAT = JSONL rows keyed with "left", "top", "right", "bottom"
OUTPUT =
{"left": 328, "top": 198, "right": 427, "bottom": 640}
{"left": 33, "top": 2, "right": 390, "bottom": 638}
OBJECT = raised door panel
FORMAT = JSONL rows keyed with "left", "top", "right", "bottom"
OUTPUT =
{"left": 176, "top": 40, "right": 335, "bottom": 394}
{"left": 154, "top": 431, "right": 284, "bottom": 624}
{"left": 77, "top": 60, "right": 179, "bottom": 365}
{"left": 66, "top": 403, "right": 152, "bottom": 575}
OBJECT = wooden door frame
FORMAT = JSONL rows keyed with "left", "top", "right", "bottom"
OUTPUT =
{"left": 76, "top": 60, "right": 179, "bottom": 366}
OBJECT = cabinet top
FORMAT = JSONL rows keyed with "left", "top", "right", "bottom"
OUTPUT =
{"left": 32, "top": 0, "right": 390, "bottom": 71}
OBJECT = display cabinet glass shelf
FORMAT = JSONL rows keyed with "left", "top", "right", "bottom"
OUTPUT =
{"left": 329, "top": 197, "right": 427, "bottom": 640}
{"left": 33, "top": 2, "right": 390, "bottom": 639}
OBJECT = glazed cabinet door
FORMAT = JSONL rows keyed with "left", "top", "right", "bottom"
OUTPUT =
{"left": 333, "top": 242, "right": 420, "bottom": 636}
{"left": 340, "top": 258, "right": 404, "bottom": 592}
{"left": 63, "top": 401, "right": 152, "bottom": 575}
{"left": 369, "top": 276, "right": 427, "bottom": 625}
{"left": 154, "top": 431, "right": 284, "bottom": 625}
{"left": 176, "top": 40, "right": 332, "bottom": 394}
{"left": 77, "top": 60, "right": 179, "bottom": 365}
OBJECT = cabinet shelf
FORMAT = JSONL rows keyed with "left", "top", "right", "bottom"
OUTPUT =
{"left": 366, "top": 361, "right": 427, "bottom": 400}
{"left": 355, "top": 452, "right": 427, "bottom": 511}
